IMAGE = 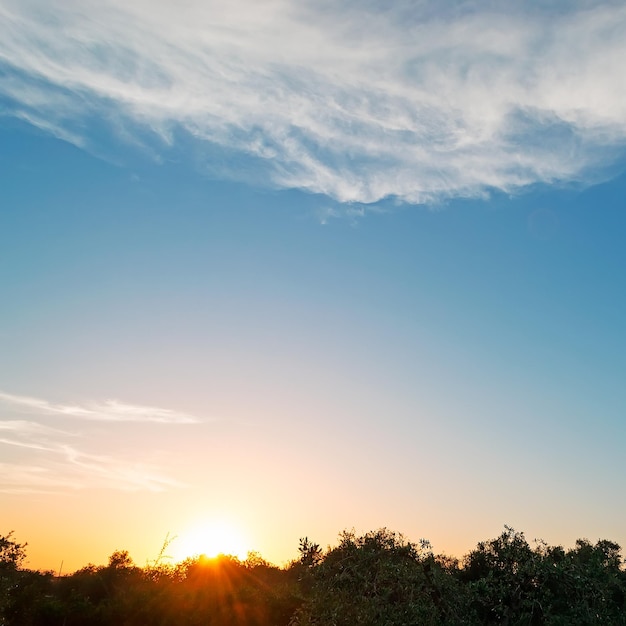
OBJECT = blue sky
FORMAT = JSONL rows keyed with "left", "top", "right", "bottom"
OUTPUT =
{"left": 1, "top": 0, "right": 625, "bottom": 570}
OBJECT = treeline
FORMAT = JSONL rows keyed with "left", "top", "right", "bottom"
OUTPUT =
{"left": 1, "top": 526, "right": 625, "bottom": 625}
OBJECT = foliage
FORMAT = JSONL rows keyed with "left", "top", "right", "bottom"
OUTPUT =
{"left": 290, "top": 529, "right": 469, "bottom": 626}
{"left": 0, "top": 532, "right": 29, "bottom": 626}
{"left": 0, "top": 532, "right": 27, "bottom": 572}
{"left": 462, "top": 526, "right": 626, "bottom": 624}
{"left": 1, "top": 527, "right": 625, "bottom": 626}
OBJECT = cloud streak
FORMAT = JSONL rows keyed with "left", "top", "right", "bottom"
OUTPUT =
{"left": 0, "top": 454, "right": 182, "bottom": 494}
{"left": 0, "top": 392, "right": 199, "bottom": 493}
{"left": 0, "top": 391, "right": 200, "bottom": 424}
{"left": 1, "top": 0, "right": 626, "bottom": 205}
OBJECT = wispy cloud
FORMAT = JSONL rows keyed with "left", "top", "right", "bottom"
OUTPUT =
{"left": 0, "top": 463, "right": 84, "bottom": 494}
{"left": 0, "top": 454, "right": 182, "bottom": 494}
{"left": 0, "top": 391, "right": 200, "bottom": 424}
{"left": 0, "top": 392, "right": 198, "bottom": 493}
{"left": 1, "top": 1, "right": 625, "bottom": 205}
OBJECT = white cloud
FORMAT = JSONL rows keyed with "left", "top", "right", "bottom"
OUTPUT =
{"left": 0, "top": 391, "right": 200, "bottom": 424}
{"left": 60, "top": 445, "right": 184, "bottom": 492}
{"left": 0, "top": 419, "right": 72, "bottom": 436}
{"left": 0, "top": 419, "right": 75, "bottom": 451}
{"left": 0, "top": 456, "right": 181, "bottom": 493}
{"left": 0, "top": 463, "right": 84, "bottom": 494}
{"left": 0, "top": 392, "right": 198, "bottom": 492}
{"left": 1, "top": 0, "right": 625, "bottom": 204}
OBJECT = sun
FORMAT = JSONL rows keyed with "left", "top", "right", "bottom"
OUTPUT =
{"left": 172, "top": 520, "right": 249, "bottom": 561}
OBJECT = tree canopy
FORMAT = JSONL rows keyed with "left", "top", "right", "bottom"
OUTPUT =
{"left": 1, "top": 527, "right": 624, "bottom": 625}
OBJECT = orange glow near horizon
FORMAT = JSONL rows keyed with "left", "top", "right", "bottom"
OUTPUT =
{"left": 170, "top": 519, "right": 250, "bottom": 562}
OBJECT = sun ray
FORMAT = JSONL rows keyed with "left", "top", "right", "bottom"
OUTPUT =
{"left": 173, "top": 520, "right": 249, "bottom": 561}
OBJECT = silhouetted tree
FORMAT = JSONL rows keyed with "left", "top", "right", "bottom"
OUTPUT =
{"left": 1, "top": 532, "right": 28, "bottom": 625}
{"left": 291, "top": 528, "right": 466, "bottom": 625}
{"left": 2, "top": 526, "right": 625, "bottom": 626}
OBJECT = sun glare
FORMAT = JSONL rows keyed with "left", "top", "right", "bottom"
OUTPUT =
{"left": 172, "top": 520, "right": 249, "bottom": 561}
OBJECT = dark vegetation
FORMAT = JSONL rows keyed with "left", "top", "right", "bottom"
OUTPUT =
{"left": 1, "top": 526, "right": 625, "bottom": 625}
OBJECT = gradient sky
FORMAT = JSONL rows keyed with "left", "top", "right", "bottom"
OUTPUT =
{"left": 1, "top": 0, "right": 626, "bottom": 572}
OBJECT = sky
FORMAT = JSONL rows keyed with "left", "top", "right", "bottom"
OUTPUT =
{"left": 1, "top": 0, "right": 626, "bottom": 572}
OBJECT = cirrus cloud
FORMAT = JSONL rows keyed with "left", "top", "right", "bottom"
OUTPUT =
{"left": 0, "top": 391, "right": 200, "bottom": 493}
{"left": 0, "top": 391, "right": 200, "bottom": 424}
{"left": 1, "top": 0, "right": 625, "bottom": 204}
